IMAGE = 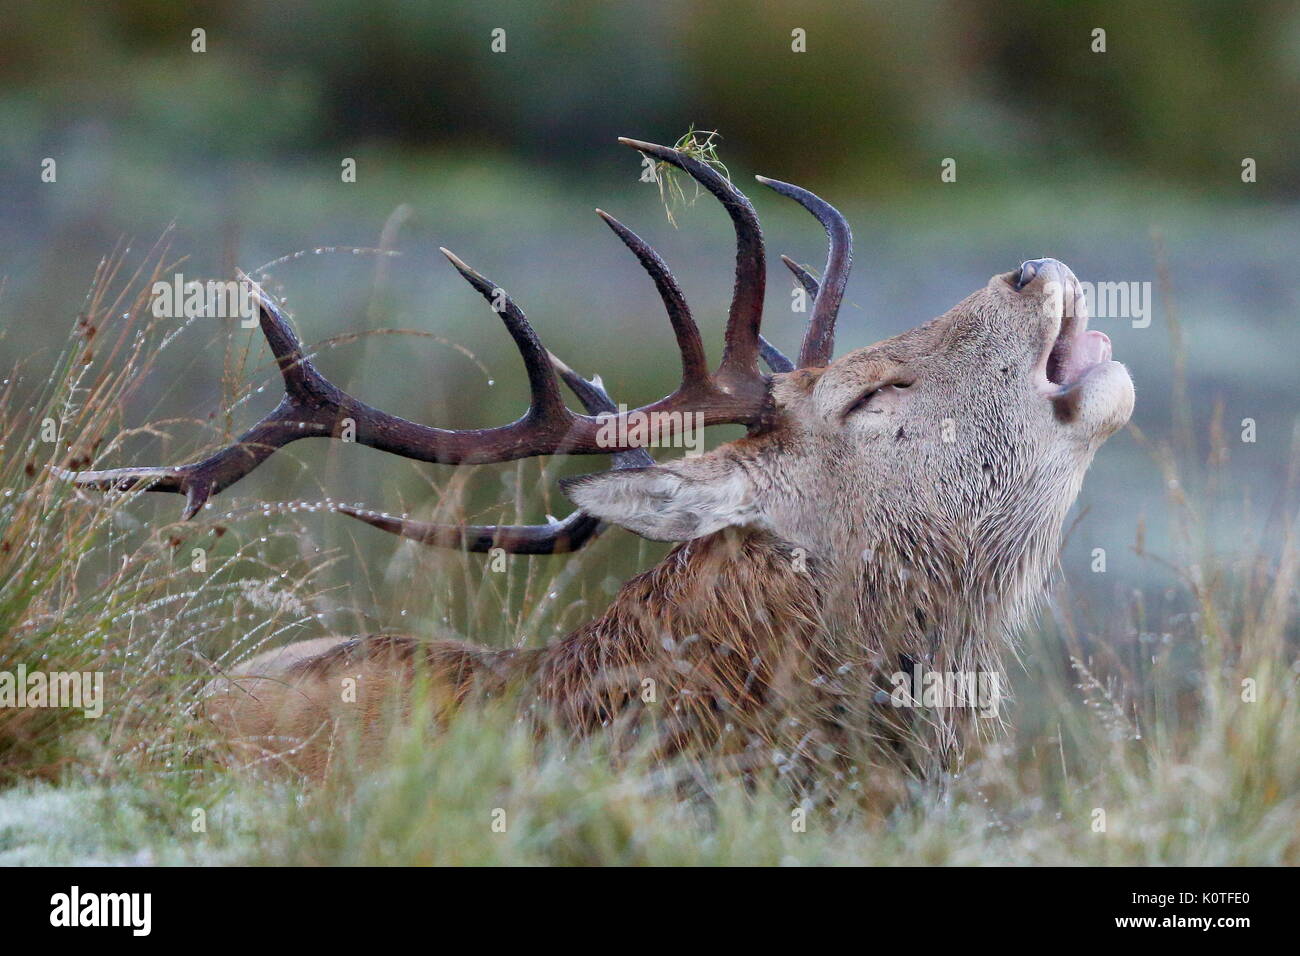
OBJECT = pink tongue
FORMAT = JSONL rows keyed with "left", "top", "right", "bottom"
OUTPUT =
{"left": 1060, "top": 330, "right": 1111, "bottom": 383}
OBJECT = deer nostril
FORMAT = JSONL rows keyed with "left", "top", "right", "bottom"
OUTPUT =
{"left": 1014, "top": 259, "right": 1041, "bottom": 291}
{"left": 1014, "top": 258, "right": 1067, "bottom": 292}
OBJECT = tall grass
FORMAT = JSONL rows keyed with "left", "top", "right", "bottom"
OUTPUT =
{"left": 0, "top": 241, "right": 336, "bottom": 786}
{"left": 0, "top": 248, "right": 1295, "bottom": 865}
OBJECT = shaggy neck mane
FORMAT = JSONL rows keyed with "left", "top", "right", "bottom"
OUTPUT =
{"left": 518, "top": 487, "right": 1069, "bottom": 753}
{"left": 526, "top": 528, "right": 823, "bottom": 737}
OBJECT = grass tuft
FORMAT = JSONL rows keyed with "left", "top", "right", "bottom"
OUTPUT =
{"left": 656, "top": 127, "right": 731, "bottom": 227}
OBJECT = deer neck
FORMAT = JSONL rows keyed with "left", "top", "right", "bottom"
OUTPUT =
{"left": 526, "top": 484, "right": 1070, "bottom": 736}
{"left": 557, "top": 509, "right": 1053, "bottom": 668}
{"left": 577, "top": 527, "right": 825, "bottom": 652}
{"left": 528, "top": 529, "right": 824, "bottom": 725}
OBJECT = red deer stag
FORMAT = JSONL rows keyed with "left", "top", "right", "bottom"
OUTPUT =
{"left": 69, "top": 138, "right": 1134, "bottom": 779}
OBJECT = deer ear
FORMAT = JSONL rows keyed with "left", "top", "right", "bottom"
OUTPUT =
{"left": 560, "top": 457, "right": 762, "bottom": 542}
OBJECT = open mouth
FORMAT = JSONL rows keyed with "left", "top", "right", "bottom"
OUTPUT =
{"left": 1045, "top": 324, "right": 1111, "bottom": 390}
{"left": 1012, "top": 258, "right": 1133, "bottom": 429}
{"left": 1032, "top": 273, "right": 1113, "bottom": 393}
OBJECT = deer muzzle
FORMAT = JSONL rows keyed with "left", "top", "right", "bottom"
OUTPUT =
{"left": 1014, "top": 258, "right": 1133, "bottom": 433}
{"left": 1015, "top": 258, "right": 1112, "bottom": 393}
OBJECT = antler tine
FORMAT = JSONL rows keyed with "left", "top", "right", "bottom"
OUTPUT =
{"left": 752, "top": 255, "right": 819, "bottom": 375}
{"left": 749, "top": 254, "right": 822, "bottom": 376}
{"left": 617, "top": 138, "right": 766, "bottom": 389}
{"left": 438, "top": 248, "right": 570, "bottom": 421}
{"left": 599, "top": 199, "right": 796, "bottom": 380}
{"left": 336, "top": 507, "right": 600, "bottom": 555}
{"left": 780, "top": 254, "right": 820, "bottom": 298}
{"left": 242, "top": 274, "right": 329, "bottom": 397}
{"left": 594, "top": 210, "right": 710, "bottom": 393}
{"left": 339, "top": 353, "right": 653, "bottom": 554}
{"left": 755, "top": 177, "right": 852, "bottom": 368}
{"left": 758, "top": 336, "right": 795, "bottom": 374}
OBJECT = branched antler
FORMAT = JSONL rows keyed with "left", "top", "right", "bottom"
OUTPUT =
{"left": 338, "top": 354, "right": 652, "bottom": 554}
{"left": 65, "top": 137, "right": 854, "bottom": 555}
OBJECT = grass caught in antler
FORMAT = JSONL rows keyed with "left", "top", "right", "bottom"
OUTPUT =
{"left": 656, "top": 127, "right": 731, "bottom": 227}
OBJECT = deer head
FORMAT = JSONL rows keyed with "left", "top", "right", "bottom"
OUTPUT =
{"left": 67, "top": 136, "right": 1133, "bottom": 670}
{"left": 566, "top": 256, "right": 1135, "bottom": 632}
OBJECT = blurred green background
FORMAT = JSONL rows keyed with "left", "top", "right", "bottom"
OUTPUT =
{"left": 1, "top": 0, "right": 1297, "bottom": 621}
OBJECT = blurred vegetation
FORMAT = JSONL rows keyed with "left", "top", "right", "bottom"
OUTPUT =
{"left": 3, "top": 1, "right": 1299, "bottom": 193}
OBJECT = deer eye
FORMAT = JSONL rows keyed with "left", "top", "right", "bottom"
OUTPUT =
{"left": 845, "top": 387, "right": 882, "bottom": 417}
{"left": 844, "top": 380, "right": 913, "bottom": 418}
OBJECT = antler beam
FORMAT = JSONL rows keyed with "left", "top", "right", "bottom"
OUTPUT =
{"left": 338, "top": 354, "right": 653, "bottom": 554}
